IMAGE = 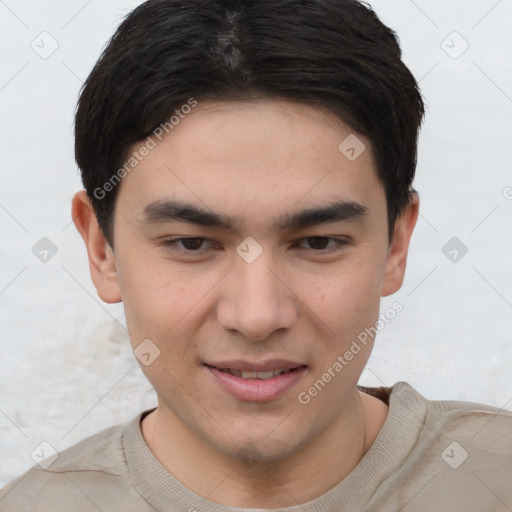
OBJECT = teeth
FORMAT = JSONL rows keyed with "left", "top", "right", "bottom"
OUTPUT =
{"left": 242, "top": 370, "right": 276, "bottom": 379}
{"left": 221, "top": 368, "right": 292, "bottom": 379}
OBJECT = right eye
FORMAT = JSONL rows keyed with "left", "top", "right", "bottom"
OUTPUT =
{"left": 161, "top": 237, "right": 215, "bottom": 252}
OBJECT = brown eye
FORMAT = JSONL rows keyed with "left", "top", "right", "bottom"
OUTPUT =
{"left": 295, "top": 237, "right": 349, "bottom": 253}
{"left": 179, "top": 237, "right": 205, "bottom": 250}
{"left": 162, "top": 237, "right": 212, "bottom": 251}
{"left": 305, "top": 237, "right": 330, "bottom": 250}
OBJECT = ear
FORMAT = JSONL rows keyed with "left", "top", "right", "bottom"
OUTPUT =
{"left": 71, "top": 190, "right": 122, "bottom": 303}
{"left": 381, "top": 192, "right": 420, "bottom": 297}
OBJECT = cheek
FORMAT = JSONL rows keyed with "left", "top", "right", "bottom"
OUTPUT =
{"left": 117, "top": 252, "right": 222, "bottom": 359}
{"left": 115, "top": 252, "right": 191, "bottom": 342}
{"left": 118, "top": 263, "right": 204, "bottom": 391}
{"left": 303, "top": 259, "right": 383, "bottom": 335}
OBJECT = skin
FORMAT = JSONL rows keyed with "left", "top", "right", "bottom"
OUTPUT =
{"left": 73, "top": 98, "right": 419, "bottom": 508}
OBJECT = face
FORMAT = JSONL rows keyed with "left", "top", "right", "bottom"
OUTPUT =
{"left": 77, "top": 98, "right": 415, "bottom": 463}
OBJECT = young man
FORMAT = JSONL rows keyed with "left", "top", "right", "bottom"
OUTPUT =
{"left": 1, "top": 0, "right": 510, "bottom": 510}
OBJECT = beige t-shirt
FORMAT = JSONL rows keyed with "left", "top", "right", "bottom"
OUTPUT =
{"left": 1, "top": 381, "right": 511, "bottom": 511}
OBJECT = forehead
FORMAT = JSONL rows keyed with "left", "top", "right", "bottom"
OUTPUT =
{"left": 157, "top": 98, "right": 368, "bottom": 166}
{"left": 115, "top": 99, "right": 384, "bottom": 227}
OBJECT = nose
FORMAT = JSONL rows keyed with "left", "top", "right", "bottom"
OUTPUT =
{"left": 216, "top": 252, "right": 298, "bottom": 341}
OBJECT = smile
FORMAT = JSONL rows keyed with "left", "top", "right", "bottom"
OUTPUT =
{"left": 216, "top": 367, "right": 299, "bottom": 380}
{"left": 205, "top": 363, "right": 308, "bottom": 402}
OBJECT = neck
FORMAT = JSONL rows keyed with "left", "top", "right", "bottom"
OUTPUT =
{"left": 141, "top": 389, "right": 388, "bottom": 508}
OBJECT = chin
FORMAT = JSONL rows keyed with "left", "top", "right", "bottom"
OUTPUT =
{"left": 211, "top": 428, "right": 307, "bottom": 467}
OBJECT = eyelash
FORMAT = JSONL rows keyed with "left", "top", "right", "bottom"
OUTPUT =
{"left": 161, "top": 236, "right": 349, "bottom": 255}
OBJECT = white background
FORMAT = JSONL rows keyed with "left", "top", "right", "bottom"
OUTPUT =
{"left": 1, "top": 0, "right": 511, "bottom": 487}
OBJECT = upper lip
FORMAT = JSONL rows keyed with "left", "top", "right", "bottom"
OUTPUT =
{"left": 205, "top": 359, "right": 307, "bottom": 372}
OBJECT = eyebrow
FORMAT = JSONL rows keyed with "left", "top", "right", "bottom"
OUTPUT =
{"left": 141, "top": 198, "right": 368, "bottom": 232}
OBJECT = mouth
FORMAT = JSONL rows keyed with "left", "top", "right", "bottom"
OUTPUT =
{"left": 204, "top": 361, "right": 308, "bottom": 402}
{"left": 206, "top": 365, "right": 305, "bottom": 379}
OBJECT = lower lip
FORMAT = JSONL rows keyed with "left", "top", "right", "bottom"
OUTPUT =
{"left": 206, "top": 365, "right": 307, "bottom": 402}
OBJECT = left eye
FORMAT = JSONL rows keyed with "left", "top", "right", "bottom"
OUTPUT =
{"left": 295, "top": 236, "right": 347, "bottom": 252}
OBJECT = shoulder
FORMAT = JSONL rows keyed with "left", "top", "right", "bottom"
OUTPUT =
{"left": 382, "top": 382, "right": 512, "bottom": 510}
{"left": 421, "top": 384, "right": 512, "bottom": 441}
{"left": 0, "top": 412, "right": 154, "bottom": 512}
{"left": 389, "top": 380, "right": 512, "bottom": 424}
{"left": 390, "top": 381, "right": 512, "bottom": 453}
